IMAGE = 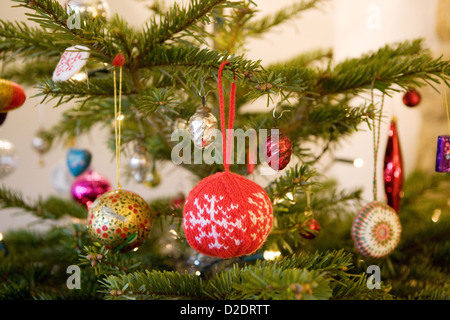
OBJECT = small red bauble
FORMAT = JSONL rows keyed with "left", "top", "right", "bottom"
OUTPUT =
{"left": 183, "top": 171, "right": 273, "bottom": 259}
{"left": 170, "top": 193, "right": 185, "bottom": 210}
{"left": 266, "top": 131, "right": 292, "bottom": 171}
{"left": 402, "top": 89, "right": 421, "bottom": 107}
{"left": 301, "top": 219, "right": 321, "bottom": 239}
{"left": 112, "top": 53, "right": 125, "bottom": 67}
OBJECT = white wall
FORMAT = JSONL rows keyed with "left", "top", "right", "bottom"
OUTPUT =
{"left": 330, "top": 0, "right": 439, "bottom": 203}
{"left": 0, "top": 0, "right": 441, "bottom": 233}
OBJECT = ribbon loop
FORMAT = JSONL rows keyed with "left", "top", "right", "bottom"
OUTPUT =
{"left": 218, "top": 61, "right": 237, "bottom": 172}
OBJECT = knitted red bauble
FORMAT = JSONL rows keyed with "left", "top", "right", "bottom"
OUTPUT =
{"left": 183, "top": 171, "right": 273, "bottom": 258}
{"left": 183, "top": 61, "right": 273, "bottom": 259}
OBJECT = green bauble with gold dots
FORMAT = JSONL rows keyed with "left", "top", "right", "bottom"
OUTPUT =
{"left": 87, "top": 189, "right": 152, "bottom": 252}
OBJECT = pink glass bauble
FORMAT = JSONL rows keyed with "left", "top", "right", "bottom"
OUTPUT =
{"left": 71, "top": 169, "right": 111, "bottom": 209}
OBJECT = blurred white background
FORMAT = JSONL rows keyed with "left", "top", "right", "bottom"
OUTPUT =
{"left": 0, "top": 0, "right": 445, "bottom": 233}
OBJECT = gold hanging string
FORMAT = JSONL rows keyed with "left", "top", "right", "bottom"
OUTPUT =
{"left": 445, "top": 88, "right": 450, "bottom": 135}
{"left": 370, "top": 82, "right": 385, "bottom": 202}
{"left": 113, "top": 65, "right": 123, "bottom": 190}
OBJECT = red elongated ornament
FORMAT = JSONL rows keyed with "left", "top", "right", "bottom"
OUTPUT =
{"left": 383, "top": 118, "right": 403, "bottom": 213}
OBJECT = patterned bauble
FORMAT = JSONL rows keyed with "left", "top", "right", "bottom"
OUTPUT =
{"left": 71, "top": 169, "right": 111, "bottom": 208}
{"left": 301, "top": 218, "right": 321, "bottom": 240}
{"left": 352, "top": 201, "right": 401, "bottom": 258}
{"left": 183, "top": 171, "right": 273, "bottom": 259}
{"left": 87, "top": 189, "right": 153, "bottom": 252}
{"left": 402, "top": 89, "right": 421, "bottom": 107}
{"left": 65, "top": 0, "right": 109, "bottom": 19}
{"left": 0, "top": 139, "right": 18, "bottom": 179}
{"left": 188, "top": 106, "right": 218, "bottom": 149}
{"left": 0, "top": 79, "right": 26, "bottom": 113}
{"left": 266, "top": 130, "right": 292, "bottom": 171}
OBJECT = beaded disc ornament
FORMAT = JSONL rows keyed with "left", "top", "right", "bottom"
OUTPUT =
{"left": 352, "top": 201, "right": 401, "bottom": 258}
{"left": 351, "top": 93, "right": 401, "bottom": 258}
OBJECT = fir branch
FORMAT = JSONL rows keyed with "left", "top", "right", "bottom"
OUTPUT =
{"left": 100, "top": 249, "right": 355, "bottom": 300}
{"left": 140, "top": 44, "right": 262, "bottom": 76}
{"left": 318, "top": 40, "right": 450, "bottom": 95}
{"left": 0, "top": 58, "right": 57, "bottom": 85}
{"left": 230, "top": 266, "right": 332, "bottom": 300}
{"left": 267, "top": 39, "right": 450, "bottom": 97}
{"left": 36, "top": 76, "right": 138, "bottom": 106}
{"left": 100, "top": 270, "right": 205, "bottom": 300}
{"left": 265, "top": 164, "right": 318, "bottom": 202}
{"left": 138, "top": 0, "right": 228, "bottom": 54}
{"left": 0, "top": 20, "right": 64, "bottom": 58}
{"left": 245, "top": 0, "right": 326, "bottom": 38}
{"left": 330, "top": 273, "right": 394, "bottom": 300}
{"left": 12, "top": 0, "right": 114, "bottom": 60}
{"left": 136, "top": 87, "right": 181, "bottom": 116}
{"left": 0, "top": 185, "right": 86, "bottom": 220}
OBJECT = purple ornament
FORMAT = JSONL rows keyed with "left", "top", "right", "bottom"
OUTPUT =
{"left": 71, "top": 169, "right": 111, "bottom": 209}
{"left": 436, "top": 135, "right": 450, "bottom": 172}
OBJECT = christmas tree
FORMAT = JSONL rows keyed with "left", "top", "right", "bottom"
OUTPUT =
{"left": 0, "top": 0, "right": 449, "bottom": 306}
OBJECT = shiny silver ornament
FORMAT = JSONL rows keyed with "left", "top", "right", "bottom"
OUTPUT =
{"left": 0, "top": 139, "right": 18, "bottom": 179}
{"left": 129, "top": 145, "right": 152, "bottom": 183}
{"left": 51, "top": 161, "right": 75, "bottom": 194}
{"left": 174, "top": 118, "right": 187, "bottom": 131}
{"left": 32, "top": 130, "right": 50, "bottom": 154}
{"left": 65, "top": 0, "right": 109, "bottom": 19}
{"left": 144, "top": 169, "right": 161, "bottom": 188}
{"left": 187, "top": 106, "right": 218, "bottom": 149}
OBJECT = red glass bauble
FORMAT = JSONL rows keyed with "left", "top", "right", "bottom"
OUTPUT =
{"left": 169, "top": 193, "right": 185, "bottom": 210}
{"left": 266, "top": 130, "right": 292, "bottom": 171}
{"left": 402, "top": 89, "right": 421, "bottom": 107}
{"left": 302, "top": 218, "right": 321, "bottom": 239}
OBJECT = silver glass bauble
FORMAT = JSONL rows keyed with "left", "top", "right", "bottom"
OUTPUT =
{"left": 0, "top": 139, "right": 18, "bottom": 179}
{"left": 66, "top": 0, "right": 110, "bottom": 19}
{"left": 129, "top": 145, "right": 152, "bottom": 183}
{"left": 187, "top": 106, "right": 218, "bottom": 149}
{"left": 144, "top": 169, "right": 161, "bottom": 188}
{"left": 174, "top": 118, "right": 187, "bottom": 131}
{"left": 32, "top": 130, "right": 50, "bottom": 154}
